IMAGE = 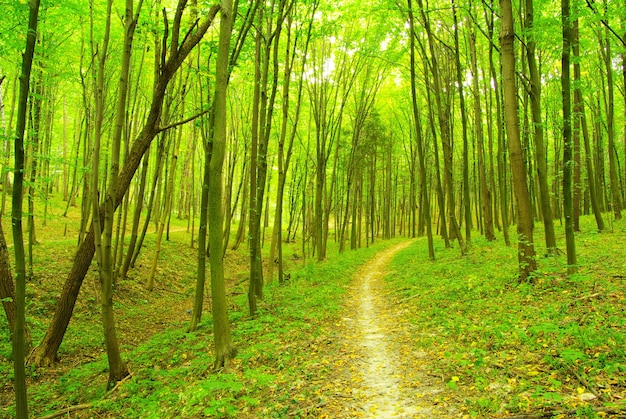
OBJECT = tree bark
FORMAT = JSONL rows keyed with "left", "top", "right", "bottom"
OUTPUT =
{"left": 524, "top": 0, "right": 557, "bottom": 253}
{"left": 561, "top": 0, "right": 577, "bottom": 273}
{"left": 451, "top": 0, "right": 472, "bottom": 246}
{"left": 600, "top": 22, "right": 622, "bottom": 220}
{"left": 208, "top": 0, "right": 236, "bottom": 369}
{"left": 12, "top": 1, "right": 40, "bottom": 416}
{"left": 573, "top": 19, "right": 605, "bottom": 232}
{"left": 500, "top": 0, "right": 537, "bottom": 281}
{"left": 407, "top": 0, "right": 434, "bottom": 259}
{"left": 469, "top": 31, "right": 495, "bottom": 242}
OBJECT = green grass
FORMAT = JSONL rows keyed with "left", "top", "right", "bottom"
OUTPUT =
{"left": 1, "top": 222, "right": 400, "bottom": 418}
{"left": 384, "top": 215, "right": 626, "bottom": 418}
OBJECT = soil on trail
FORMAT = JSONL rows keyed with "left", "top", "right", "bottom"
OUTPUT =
{"left": 326, "top": 241, "right": 455, "bottom": 418}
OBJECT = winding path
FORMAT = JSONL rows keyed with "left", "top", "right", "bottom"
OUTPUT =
{"left": 327, "top": 241, "right": 451, "bottom": 418}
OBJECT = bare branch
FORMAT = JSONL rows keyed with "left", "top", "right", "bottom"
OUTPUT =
{"left": 156, "top": 108, "right": 210, "bottom": 133}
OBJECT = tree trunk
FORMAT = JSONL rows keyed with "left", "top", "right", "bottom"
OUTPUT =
{"left": 148, "top": 85, "right": 184, "bottom": 291}
{"left": 601, "top": 23, "right": 622, "bottom": 220}
{"left": 12, "top": 1, "right": 40, "bottom": 416}
{"left": 407, "top": 0, "right": 434, "bottom": 258}
{"left": 208, "top": 0, "right": 236, "bottom": 369}
{"left": 469, "top": 31, "right": 495, "bottom": 242}
{"left": 525, "top": 0, "right": 556, "bottom": 253}
{"left": 418, "top": 0, "right": 465, "bottom": 254}
{"left": 2, "top": 218, "right": 34, "bottom": 353}
{"left": 452, "top": 0, "right": 472, "bottom": 246}
{"left": 485, "top": 5, "right": 511, "bottom": 246}
{"left": 27, "top": 75, "right": 42, "bottom": 279}
{"left": 561, "top": 0, "right": 577, "bottom": 274}
{"left": 500, "top": 0, "right": 537, "bottom": 281}
{"left": 573, "top": 19, "right": 605, "bottom": 232}
{"left": 119, "top": 148, "right": 150, "bottom": 279}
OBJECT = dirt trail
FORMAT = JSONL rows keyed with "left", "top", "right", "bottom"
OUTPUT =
{"left": 326, "top": 241, "right": 453, "bottom": 418}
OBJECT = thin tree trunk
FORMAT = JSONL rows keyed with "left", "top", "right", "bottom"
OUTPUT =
{"left": 418, "top": 0, "right": 464, "bottom": 253}
{"left": 27, "top": 75, "right": 42, "bottom": 279}
{"left": 469, "top": 31, "right": 495, "bottom": 242}
{"left": 600, "top": 22, "right": 622, "bottom": 220}
{"left": 188, "top": 120, "right": 210, "bottom": 333}
{"left": 573, "top": 19, "right": 605, "bottom": 232}
{"left": 486, "top": 4, "right": 511, "bottom": 246}
{"left": 525, "top": 0, "right": 556, "bottom": 253}
{"left": 12, "top": 1, "right": 40, "bottom": 416}
{"left": 120, "top": 148, "right": 150, "bottom": 279}
{"left": 407, "top": 0, "right": 434, "bottom": 258}
{"left": 452, "top": 0, "right": 472, "bottom": 246}
{"left": 561, "top": 0, "right": 577, "bottom": 273}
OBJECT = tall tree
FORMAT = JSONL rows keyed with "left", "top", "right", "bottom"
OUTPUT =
{"left": 451, "top": 0, "right": 472, "bottom": 246}
{"left": 524, "top": 0, "right": 557, "bottom": 253}
{"left": 598, "top": 9, "right": 622, "bottom": 220}
{"left": 12, "top": 0, "right": 41, "bottom": 416}
{"left": 468, "top": 28, "right": 495, "bottom": 242}
{"left": 208, "top": 0, "right": 236, "bottom": 369}
{"left": 248, "top": 0, "right": 291, "bottom": 315}
{"left": 573, "top": 18, "right": 605, "bottom": 232}
{"left": 500, "top": 0, "right": 537, "bottom": 281}
{"left": 406, "top": 0, "right": 434, "bottom": 259}
{"left": 417, "top": 0, "right": 466, "bottom": 254}
{"left": 561, "top": 0, "right": 576, "bottom": 273}
{"left": 268, "top": 1, "right": 316, "bottom": 284}
{"left": 93, "top": 0, "right": 140, "bottom": 389}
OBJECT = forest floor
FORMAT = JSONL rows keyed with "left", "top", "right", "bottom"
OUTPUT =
{"left": 1, "top": 207, "right": 626, "bottom": 418}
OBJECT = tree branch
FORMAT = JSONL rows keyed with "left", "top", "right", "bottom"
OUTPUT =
{"left": 585, "top": 0, "right": 626, "bottom": 48}
{"left": 156, "top": 108, "right": 210, "bottom": 133}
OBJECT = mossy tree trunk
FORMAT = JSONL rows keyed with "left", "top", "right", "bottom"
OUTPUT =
{"left": 208, "top": 0, "right": 236, "bottom": 369}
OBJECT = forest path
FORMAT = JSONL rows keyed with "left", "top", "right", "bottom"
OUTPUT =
{"left": 325, "top": 241, "right": 450, "bottom": 418}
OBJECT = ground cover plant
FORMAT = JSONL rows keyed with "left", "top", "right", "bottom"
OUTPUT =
{"left": 0, "top": 208, "right": 398, "bottom": 417}
{"left": 384, "top": 215, "right": 626, "bottom": 418}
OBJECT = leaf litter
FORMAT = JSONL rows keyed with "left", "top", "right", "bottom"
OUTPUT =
{"left": 324, "top": 241, "right": 456, "bottom": 418}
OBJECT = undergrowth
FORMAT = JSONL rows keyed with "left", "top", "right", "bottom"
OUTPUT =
{"left": 1, "top": 227, "right": 397, "bottom": 418}
{"left": 385, "top": 216, "right": 626, "bottom": 418}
